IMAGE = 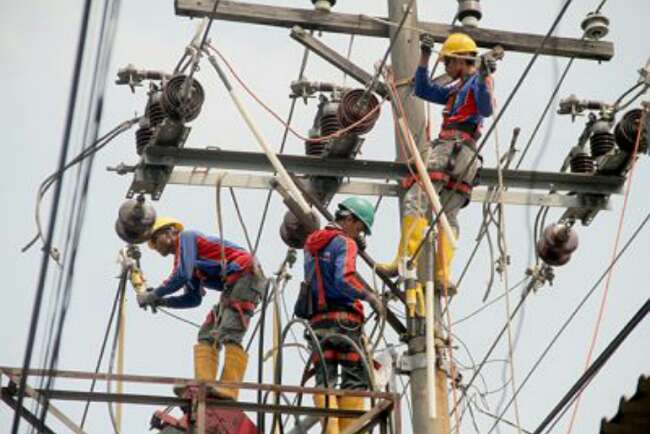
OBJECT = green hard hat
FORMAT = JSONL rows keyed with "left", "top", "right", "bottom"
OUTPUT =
{"left": 338, "top": 197, "right": 375, "bottom": 235}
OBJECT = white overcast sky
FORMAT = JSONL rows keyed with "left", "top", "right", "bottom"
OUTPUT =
{"left": 2, "top": 0, "right": 649, "bottom": 433}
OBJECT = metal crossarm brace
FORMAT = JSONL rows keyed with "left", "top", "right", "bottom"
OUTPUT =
{"left": 290, "top": 26, "right": 390, "bottom": 98}
{"left": 143, "top": 146, "right": 625, "bottom": 195}
{"left": 174, "top": 0, "right": 614, "bottom": 61}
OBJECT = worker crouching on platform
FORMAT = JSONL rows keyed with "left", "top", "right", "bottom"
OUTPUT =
{"left": 379, "top": 32, "right": 497, "bottom": 294}
{"left": 138, "top": 217, "right": 267, "bottom": 400}
{"left": 302, "top": 198, "right": 384, "bottom": 434}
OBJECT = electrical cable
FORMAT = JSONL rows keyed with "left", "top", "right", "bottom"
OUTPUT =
{"left": 22, "top": 118, "right": 139, "bottom": 256}
{"left": 105, "top": 279, "right": 127, "bottom": 434}
{"left": 78, "top": 270, "right": 127, "bottom": 428}
{"left": 10, "top": 0, "right": 94, "bottom": 430}
{"left": 534, "top": 298, "right": 650, "bottom": 434}
{"left": 484, "top": 212, "right": 650, "bottom": 434}
{"left": 564, "top": 109, "right": 647, "bottom": 434}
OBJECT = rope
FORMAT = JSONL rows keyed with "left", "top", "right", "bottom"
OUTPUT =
{"left": 564, "top": 109, "right": 647, "bottom": 434}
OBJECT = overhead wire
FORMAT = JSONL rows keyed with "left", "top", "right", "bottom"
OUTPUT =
{"left": 564, "top": 109, "right": 647, "bottom": 434}
{"left": 484, "top": 212, "right": 650, "bottom": 434}
{"left": 11, "top": 0, "right": 95, "bottom": 429}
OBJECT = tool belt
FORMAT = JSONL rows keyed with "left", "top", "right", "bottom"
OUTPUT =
{"left": 401, "top": 170, "right": 473, "bottom": 196}
{"left": 311, "top": 349, "right": 362, "bottom": 364}
{"left": 309, "top": 310, "right": 364, "bottom": 326}
{"left": 439, "top": 121, "right": 481, "bottom": 143}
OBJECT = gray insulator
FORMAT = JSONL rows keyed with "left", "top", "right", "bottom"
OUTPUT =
{"left": 115, "top": 197, "right": 157, "bottom": 244}
{"left": 279, "top": 211, "right": 320, "bottom": 249}
{"left": 537, "top": 223, "right": 579, "bottom": 267}
{"left": 581, "top": 12, "right": 610, "bottom": 40}
{"left": 457, "top": 0, "right": 482, "bottom": 27}
{"left": 312, "top": 0, "right": 335, "bottom": 12}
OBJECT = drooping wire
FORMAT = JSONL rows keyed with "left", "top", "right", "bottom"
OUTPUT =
{"left": 484, "top": 212, "right": 650, "bottom": 434}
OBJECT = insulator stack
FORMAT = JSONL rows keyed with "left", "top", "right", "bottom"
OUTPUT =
{"left": 135, "top": 127, "right": 154, "bottom": 155}
{"left": 590, "top": 131, "right": 616, "bottom": 157}
{"left": 161, "top": 75, "right": 205, "bottom": 122}
{"left": 146, "top": 93, "right": 167, "bottom": 127}
{"left": 320, "top": 111, "right": 342, "bottom": 136}
{"left": 581, "top": 12, "right": 610, "bottom": 40}
{"left": 457, "top": 0, "right": 482, "bottom": 27}
{"left": 615, "top": 109, "right": 648, "bottom": 154}
{"left": 570, "top": 152, "right": 595, "bottom": 174}
{"left": 337, "top": 89, "right": 380, "bottom": 135}
{"left": 311, "top": 0, "right": 335, "bottom": 12}
{"left": 304, "top": 139, "right": 326, "bottom": 156}
{"left": 115, "top": 197, "right": 157, "bottom": 244}
{"left": 536, "top": 223, "right": 579, "bottom": 267}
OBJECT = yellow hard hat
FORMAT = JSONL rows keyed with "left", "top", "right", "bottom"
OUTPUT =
{"left": 148, "top": 217, "right": 184, "bottom": 248}
{"left": 440, "top": 33, "right": 478, "bottom": 58}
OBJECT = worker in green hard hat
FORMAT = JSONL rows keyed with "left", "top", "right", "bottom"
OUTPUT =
{"left": 299, "top": 197, "right": 383, "bottom": 434}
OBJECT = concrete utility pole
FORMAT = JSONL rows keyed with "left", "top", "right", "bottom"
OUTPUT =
{"left": 386, "top": 1, "right": 450, "bottom": 433}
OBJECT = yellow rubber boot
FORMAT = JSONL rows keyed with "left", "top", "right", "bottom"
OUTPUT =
{"left": 338, "top": 396, "right": 366, "bottom": 432}
{"left": 434, "top": 230, "right": 457, "bottom": 296}
{"left": 377, "top": 215, "right": 428, "bottom": 277}
{"left": 174, "top": 343, "right": 217, "bottom": 397}
{"left": 211, "top": 343, "right": 248, "bottom": 400}
{"left": 194, "top": 343, "right": 218, "bottom": 381}
{"left": 314, "top": 394, "right": 340, "bottom": 434}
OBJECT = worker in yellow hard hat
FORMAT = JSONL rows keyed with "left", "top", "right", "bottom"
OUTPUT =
{"left": 138, "top": 217, "right": 268, "bottom": 401}
{"left": 379, "top": 32, "right": 498, "bottom": 296}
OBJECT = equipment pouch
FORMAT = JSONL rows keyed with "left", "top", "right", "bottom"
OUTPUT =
{"left": 294, "top": 280, "right": 314, "bottom": 320}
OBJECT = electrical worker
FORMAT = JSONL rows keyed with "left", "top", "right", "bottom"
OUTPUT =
{"left": 137, "top": 217, "right": 267, "bottom": 401}
{"left": 379, "top": 32, "right": 497, "bottom": 294}
{"left": 303, "top": 197, "right": 384, "bottom": 434}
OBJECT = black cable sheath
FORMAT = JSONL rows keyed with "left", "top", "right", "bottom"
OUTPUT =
{"left": 533, "top": 298, "right": 650, "bottom": 434}
{"left": 10, "top": 0, "right": 94, "bottom": 431}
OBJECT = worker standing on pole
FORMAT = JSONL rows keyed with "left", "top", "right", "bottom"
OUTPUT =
{"left": 302, "top": 198, "right": 384, "bottom": 434}
{"left": 138, "top": 217, "right": 267, "bottom": 401}
{"left": 380, "top": 32, "right": 497, "bottom": 294}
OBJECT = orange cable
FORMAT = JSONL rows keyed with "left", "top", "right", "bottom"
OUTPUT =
{"left": 565, "top": 110, "right": 647, "bottom": 434}
{"left": 206, "top": 44, "right": 386, "bottom": 144}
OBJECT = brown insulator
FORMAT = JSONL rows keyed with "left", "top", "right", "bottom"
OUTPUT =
{"left": 146, "top": 93, "right": 167, "bottom": 127}
{"left": 135, "top": 126, "right": 153, "bottom": 155}
{"left": 537, "top": 223, "right": 579, "bottom": 267}
{"left": 570, "top": 152, "right": 595, "bottom": 174}
{"left": 304, "top": 139, "right": 327, "bottom": 156}
{"left": 161, "top": 75, "right": 205, "bottom": 122}
{"left": 115, "top": 197, "right": 157, "bottom": 244}
{"left": 279, "top": 211, "right": 320, "bottom": 249}
{"left": 615, "top": 109, "right": 648, "bottom": 154}
{"left": 337, "top": 89, "right": 380, "bottom": 135}
{"left": 590, "top": 131, "right": 616, "bottom": 157}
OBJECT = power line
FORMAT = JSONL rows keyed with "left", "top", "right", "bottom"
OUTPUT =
{"left": 485, "top": 212, "right": 650, "bottom": 434}
{"left": 11, "top": 0, "right": 94, "bottom": 430}
{"left": 533, "top": 297, "right": 650, "bottom": 434}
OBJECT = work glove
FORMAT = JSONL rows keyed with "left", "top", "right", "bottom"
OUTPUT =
{"left": 479, "top": 54, "right": 497, "bottom": 77}
{"left": 367, "top": 292, "right": 385, "bottom": 318}
{"left": 419, "top": 33, "right": 435, "bottom": 55}
{"left": 137, "top": 288, "right": 164, "bottom": 313}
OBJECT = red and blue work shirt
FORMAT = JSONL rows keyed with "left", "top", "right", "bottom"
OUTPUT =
{"left": 303, "top": 225, "right": 367, "bottom": 316}
{"left": 153, "top": 230, "right": 253, "bottom": 308}
{"left": 414, "top": 66, "right": 493, "bottom": 133}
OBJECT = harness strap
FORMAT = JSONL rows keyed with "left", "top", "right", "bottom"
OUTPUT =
{"left": 310, "top": 311, "right": 364, "bottom": 325}
{"left": 222, "top": 298, "right": 256, "bottom": 328}
{"left": 311, "top": 349, "right": 362, "bottom": 364}
{"left": 401, "top": 170, "right": 472, "bottom": 196}
{"left": 314, "top": 255, "right": 327, "bottom": 311}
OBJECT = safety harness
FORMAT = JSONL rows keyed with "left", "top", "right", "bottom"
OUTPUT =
{"left": 221, "top": 298, "right": 256, "bottom": 328}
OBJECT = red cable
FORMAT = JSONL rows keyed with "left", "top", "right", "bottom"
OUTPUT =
{"left": 206, "top": 44, "right": 385, "bottom": 143}
{"left": 565, "top": 110, "right": 647, "bottom": 434}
